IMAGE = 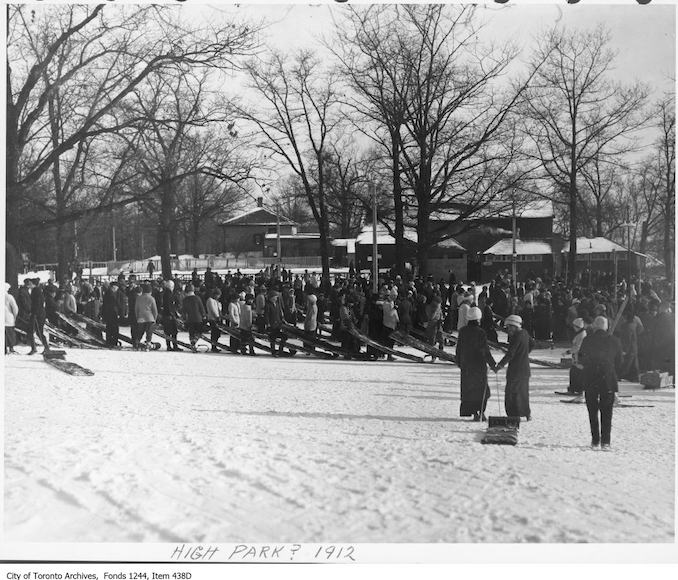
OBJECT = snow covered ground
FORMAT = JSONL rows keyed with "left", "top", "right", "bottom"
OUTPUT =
{"left": 3, "top": 338, "right": 675, "bottom": 544}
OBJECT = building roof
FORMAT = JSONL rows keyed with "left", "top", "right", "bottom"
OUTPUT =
{"left": 483, "top": 238, "right": 553, "bottom": 256}
{"left": 220, "top": 207, "right": 297, "bottom": 227}
{"left": 562, "top": 237, "right": 629, "bottom": 254}
{"left": 431, "top": 200, "right": 554, "bottom": 221}
{"left": 356, "top": 224, "right": 417, "bottom": 246}
{"left": 355, "top": 224, "right": 465, "bottom": 251}
{"left": 264, "top": 233, "right": 320, "bottom": 240}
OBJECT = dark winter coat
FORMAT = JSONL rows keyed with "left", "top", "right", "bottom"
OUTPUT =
{"left": 102, "top": 289, "right": 120, "bottom": 323}
{"left": 480, "top": 304, "right": 498, "bottom": 343}
{"left": 182, "top": 294, "right": 206, "bottom": 324}
{"left": 497, "top": 328, "right": 533, "bottom": 418}
{"left": 653, "top": 311, "right": 675, "bottom": 372}
{"left": 265, "top": 295, "right": 284, "bottom": 329}
{"left": 456, "top": 323, "right": 495, "bottom": 416}
{"left": 16, "top": 287, "right": 32, "bottom": 330}
{"left": 579, "top": 329, "right": 623, "bottom": 394}
{"left": 397, "top": 298, "right": 413, "bottom": 331}
{"left": 30, "top": 285, "right": 46, "bottom": 323}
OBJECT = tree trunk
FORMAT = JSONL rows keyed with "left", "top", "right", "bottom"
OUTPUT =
{"left": 416, "top": 194, "right": 430, "bottom": 278}
{"left": 158, "top": 181, "right": 174, "bottom": 279}
{"left": 191, "top": 220, "right": 201, "bottom": 258}
{"left": 595, "top": 203, "right": 604, "bottom": 237}
{"left": 317, "top": 159, "right": 331, "bottom": 289}
{"left": 639, "top": 221, "right": 649, "bottom": 255}
{"left": 391, "top": 130, "right": 405, "bottom": 275}
{"left": 664, "top": 195, "right": 673, "bottom": 279}
{"left": 6, "top": 100, "right": 23, "bottom": 286}
{"left": 568, "top": 184, "right": 578, "bottom": 285}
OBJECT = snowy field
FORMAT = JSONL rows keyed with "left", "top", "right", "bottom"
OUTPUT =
{"left": 4, "top": 339, "right": 675, "bottom": 544}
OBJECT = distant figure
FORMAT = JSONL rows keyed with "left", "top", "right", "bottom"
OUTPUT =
{"left": 303, "top": 293, "right": 318, "bottom": 353}
{"left": 5, "top": 283, "right": 19, "bottom": 354}
{"left": 147, "top": 260, "right": 155, "bottom": 278}
{"left": 29, "top": 279, "right": 50, "bottom": 354}
{"left": 456, "top": 307, "right": 495, "bottom": 421}
{"left": 134, "top": 284, "right": 158, "bottom": 350}
{"left": 102, "top": 282, "right": 121, "bottom": 348}
{"left": 568, "top": 318, "right": 587, "bottom": 396}
{"left": 579, "top": 316, "right": 623, "bottom": 450}
{"left": 182, "top": 284, "right": 206, "bottom": 351}
{"left": 206, "top": 288, "right": 223, "bottom": 353}
{"left": 494, "top": 314, "right": 533, "bottom": 420}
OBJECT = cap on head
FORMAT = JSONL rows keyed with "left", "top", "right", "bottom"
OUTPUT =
{"left": 573, "top": 318, "right": 585, "bottom": 330}
{"left": 592, "top": 316, "right": 608, "bottom": 332}
{"left": 504, "top": 314, "right": 523, "bottom": 328}
{"left": 467, "top": 307, "right": 482, "bottom": 321}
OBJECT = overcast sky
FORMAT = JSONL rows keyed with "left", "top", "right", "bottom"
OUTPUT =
{"left": 209, "top": 2, "right": 675, "bottom": 94}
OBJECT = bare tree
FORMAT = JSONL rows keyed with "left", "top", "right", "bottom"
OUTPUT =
{"left": 125, "top": 72, "right": 252, "bottom": 277}
{"left": 521, "top": 25, "right": 649, "bottom": 283}
{"left": 6, "top": 3, "right": 259, "bottom": 282}
{"left": 240, "top": 51, "right": 340, "bottom": 287}
{"left": 322, "top": 143, "right": 366, "bottom": 239}
{"left": 655, "top": 93, "right": 675, "bottom": 279}
{"left": 579, "top": 153, "right": 624, "bottom": 237}
{"left": 330, "top": 5, "right": 413, "bottom": 273}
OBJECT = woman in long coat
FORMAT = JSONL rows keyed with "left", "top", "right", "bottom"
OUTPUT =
{"left": 494, "top": 314, "right": 533, "bottom": 420}
{"left": 456, "top": 307, "right": 496, "bottom": 421}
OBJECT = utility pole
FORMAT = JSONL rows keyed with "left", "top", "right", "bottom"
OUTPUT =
{"left": 112, "top": 225, "right": 117, "bottom": 262}
{"left": 276, "top": 201, "right": 282, "bottom": 266}
{"left": 511, "top": 198, "right": 517, "bottom": 293}
{"left": 613, "top": 249, "right": 618, "bottom": 301}
{"left": 73, "top": 221, "right": 78, "bottom": 260}
{"left": 620, "top": 206, "right": 634, "bottom": 295}
{"left": 372, "top": 183, "right": 378, "bottom": 294}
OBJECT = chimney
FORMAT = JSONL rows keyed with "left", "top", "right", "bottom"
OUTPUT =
{"left": 257, "top": 196, "right": 263, "bottom": 208}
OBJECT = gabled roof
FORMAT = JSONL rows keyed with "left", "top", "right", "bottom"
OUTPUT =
{"left": 484, "top": 238, "right": 553, "bottom": 256}
{"left": 355, "top": 224, "right": 465, "bottom": 250}
{"left": 264, "top": 233, "right": 320, "bottom": 240}
{"left": 220, "top": 207, "right": 297, "bottom": 227}
{"left": 431, "top": 200, "right": 554, "bottom": 221}
{"left": 562, "top": 237, "right": 628, "bottom": 254}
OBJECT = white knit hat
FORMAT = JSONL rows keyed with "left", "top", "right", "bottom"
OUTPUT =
{"left": 467, "top": 307, "right": 482, "bottom": 321}
{"left": 504, "top": 314, "right": 522, "bottom": 328}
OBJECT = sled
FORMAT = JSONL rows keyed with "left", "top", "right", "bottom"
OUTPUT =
{"left": 639, "top": 371, "right": 674, "bottom": 390}
{"left": 390, "top": 330, "right": 456, "bottom": 363}
{"left": 199, "top": 333, "right": 240, "bottom": 354}
{"left": 554, "top": 390, "right": 631, "bottom": 398}
{"left": 68, "top": 312, "right": 136, "bottom": 347}
{"left": 481, "top": 424, "right": 519, "bottom": 446}
{"left": 152, "top": 328, "right": 207, "bottom": 352}
{"left": 281, "top": 323, "right": 352, "bottom": 358}
{"left": 218, "top": 324, "right": 289, "bottom": 355}
{"left": 55, "top": 312, "right": 108, "bottom": 347}
{"left": 250, "top": 328, "right": 332, "bottom": 358}
{"left": 44, "top": 322, "right": 104, "bottom": 350}
{"left": 348, "top": 328, "right": 423, "bottom": 363}
{"left": 42, "top": 350, "right": 94, "bottom": 376}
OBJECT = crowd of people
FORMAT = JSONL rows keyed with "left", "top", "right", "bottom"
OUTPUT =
{"left": 5, "top": 265, "right": 674, "bottom": 447}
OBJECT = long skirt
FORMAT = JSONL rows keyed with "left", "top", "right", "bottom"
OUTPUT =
{"left": 5, "top": 326, "right": 16, "bottom": 349}
{"left": 505, "top": 374, "right": 531, "bottom": 418}
{"left": 459, "top": 369, "right": 491, "bottom": 416}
